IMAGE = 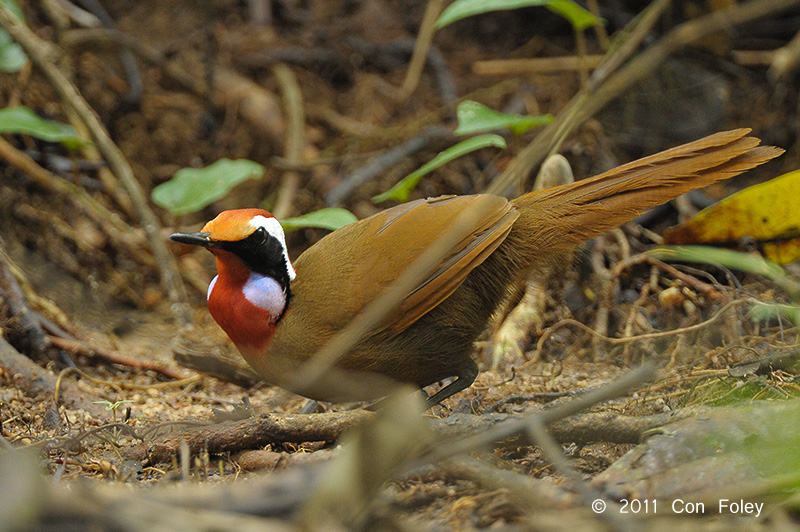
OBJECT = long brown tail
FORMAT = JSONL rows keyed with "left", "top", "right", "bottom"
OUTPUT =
{"left": 511, "top": 128, "right": 783, "bottom": 259}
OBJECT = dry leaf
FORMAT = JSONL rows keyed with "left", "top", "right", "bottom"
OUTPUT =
{"left": 664, "top": 169, "right": 800, "bottom": 264}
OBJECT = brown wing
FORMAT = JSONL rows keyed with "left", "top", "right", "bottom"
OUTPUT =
{"left": 289, "top": 194, "right": 518, "bottom": 338}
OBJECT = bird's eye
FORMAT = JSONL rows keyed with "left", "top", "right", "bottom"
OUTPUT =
{"left": 252, "top": 226, "right": 267, "bottom": 244}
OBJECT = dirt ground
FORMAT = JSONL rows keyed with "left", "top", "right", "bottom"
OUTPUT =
{"left": 1, "top": 1, "right": 800, "bottom": 531}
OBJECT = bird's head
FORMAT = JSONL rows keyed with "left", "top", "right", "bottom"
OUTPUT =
{"left": 170, "top": 209, "right": 295, "bottom": 352}
{"left": 171, "top": 208, "right": 296, "bottom": 286}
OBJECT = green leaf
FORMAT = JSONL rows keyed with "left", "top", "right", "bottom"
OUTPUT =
{"left": 0, "top": 106, "right": 87, "bottom": 148}
{"left": 280, "top": 208, "right": 358, "bottom": 232}
{"left": 545, "top": 0, "right": 603, "bottom": 31}
{"left": 749, "top": 302, "right": 800, "bottom": 328}
{"left": 0, "top": 40, "right": 27, "bottom": 72}
{"left": 151, "top": 159, "right": 265, "bottom": 216}
{"left": 372, "top": 134, "right": 507, "bottom": 204}
{"left": 0, "top": 0, "right": 28, "bottom": 73}
{"left": 455, "top": 100, "right": 552, "bottom": 137}
{"left": 436, "top": 0, "right": 602, "bottom": 31}
{"left": 0, "top": 0, "right": 23, "bottom": 21}
{"left": 646, "top": 245, "right": 800, "bottom": 302}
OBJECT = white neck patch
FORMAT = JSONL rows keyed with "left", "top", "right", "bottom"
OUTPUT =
{"left": 207, "top": 275, "right": 219, "bottom": 301}
{"left": 242, "top": 272, "right": 287, "bottom": 319}
{"left": 249, "top": 215, "right": 296, "bottom": 282}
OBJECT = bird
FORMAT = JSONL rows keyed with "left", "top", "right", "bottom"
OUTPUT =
{"left": 171, "top": 129, "right": 781, "bottom": 408}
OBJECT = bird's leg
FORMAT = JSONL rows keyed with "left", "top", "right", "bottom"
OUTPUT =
{"left": 298, "top": 399, "right": 324, "bottom": 414}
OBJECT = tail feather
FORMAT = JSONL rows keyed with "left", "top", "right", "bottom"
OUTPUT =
{"left": 511, "top": 129, "right": 783, "bottom": 252}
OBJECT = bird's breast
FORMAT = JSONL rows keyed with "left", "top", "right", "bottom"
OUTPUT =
{"left": 207, "top": 272, "right": 285, "bottom": 355}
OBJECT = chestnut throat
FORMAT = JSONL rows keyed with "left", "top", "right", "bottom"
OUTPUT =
{"left": 207, "top": 232, "right": 294, "bottom": 349}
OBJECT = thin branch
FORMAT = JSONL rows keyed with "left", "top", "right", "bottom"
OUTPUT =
{"left": 122, "top": 389, "right": 698, "bottom": 465}
{"left": 473, "top": 55, "right": 605, "bottom": 75}
{"left": 324, "top": 125, "right": 451, "bottom": 206}
{"left": 68, "top": 0, "right": 142, "bottom": 103}
{"left": 769, "top": 27, "right": 800, "bottom": 80}
{"left": 48, "top": 335, "right": 190, "bottom": 380}
{"left": 400, "top": 0, "right": 446, "bottom": 100}
{"left": 529, "top": 298, "right": 755, "bottom": 364}
{"left": 271, "top": 64, "right": 305, "bottom": 220}
{"left": 526, "top": 416, "right": 636, "bottom": 531}
{"left": 611, "top": 253, "right": 726, "bottom": 302}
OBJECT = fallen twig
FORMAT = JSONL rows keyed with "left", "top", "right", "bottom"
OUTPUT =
{"left": 70, "top": 0, "right": 142, "bottom": 104}
{"left": 48, "top": 335, "right": 190, "bottom": 381}
{"left": 473, "top": 55, "right": 605, "bottom": 75}
{"left": 420, "top": 362, "right": 658, "bottom": 466}
{"left": 437, "top": 407, "right": 701, "bottom": 445}
{"left": 0, "top": 448, "right": 312, "bottom": 530}
{"left": 237, "top": 47, "right": 352, "bottom": 84}
{"left": 236, "top": 448, "right": 336, "bottom": 472}
{"left": 481, "top": 390, "right": 583, "bottom": 413}
{"left": 611, "top": 253, "right": 726, "bottom": 302}
{"left": 526, "top": 414, "right": 632, "bottom": 531}
{"left": 769, "top": 27, "right": 800, "bottom": 80}
{"left": 125, "top": 411, "right": 372, "bottom": 464}
{"left": 346, "top": 36, "right": 457, "bottom": 105}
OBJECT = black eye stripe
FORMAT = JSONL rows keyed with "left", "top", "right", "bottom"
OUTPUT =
{"left": 216, "top": 232, "right": 291, "bottom": 290}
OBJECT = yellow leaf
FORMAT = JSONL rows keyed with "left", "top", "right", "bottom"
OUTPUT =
{"left": 663, "top": 169, "right": 800, "bottom": 265}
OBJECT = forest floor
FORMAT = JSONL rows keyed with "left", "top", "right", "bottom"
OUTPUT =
{"left": 1, "top": 1, "right": 800, "bottom": 531}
